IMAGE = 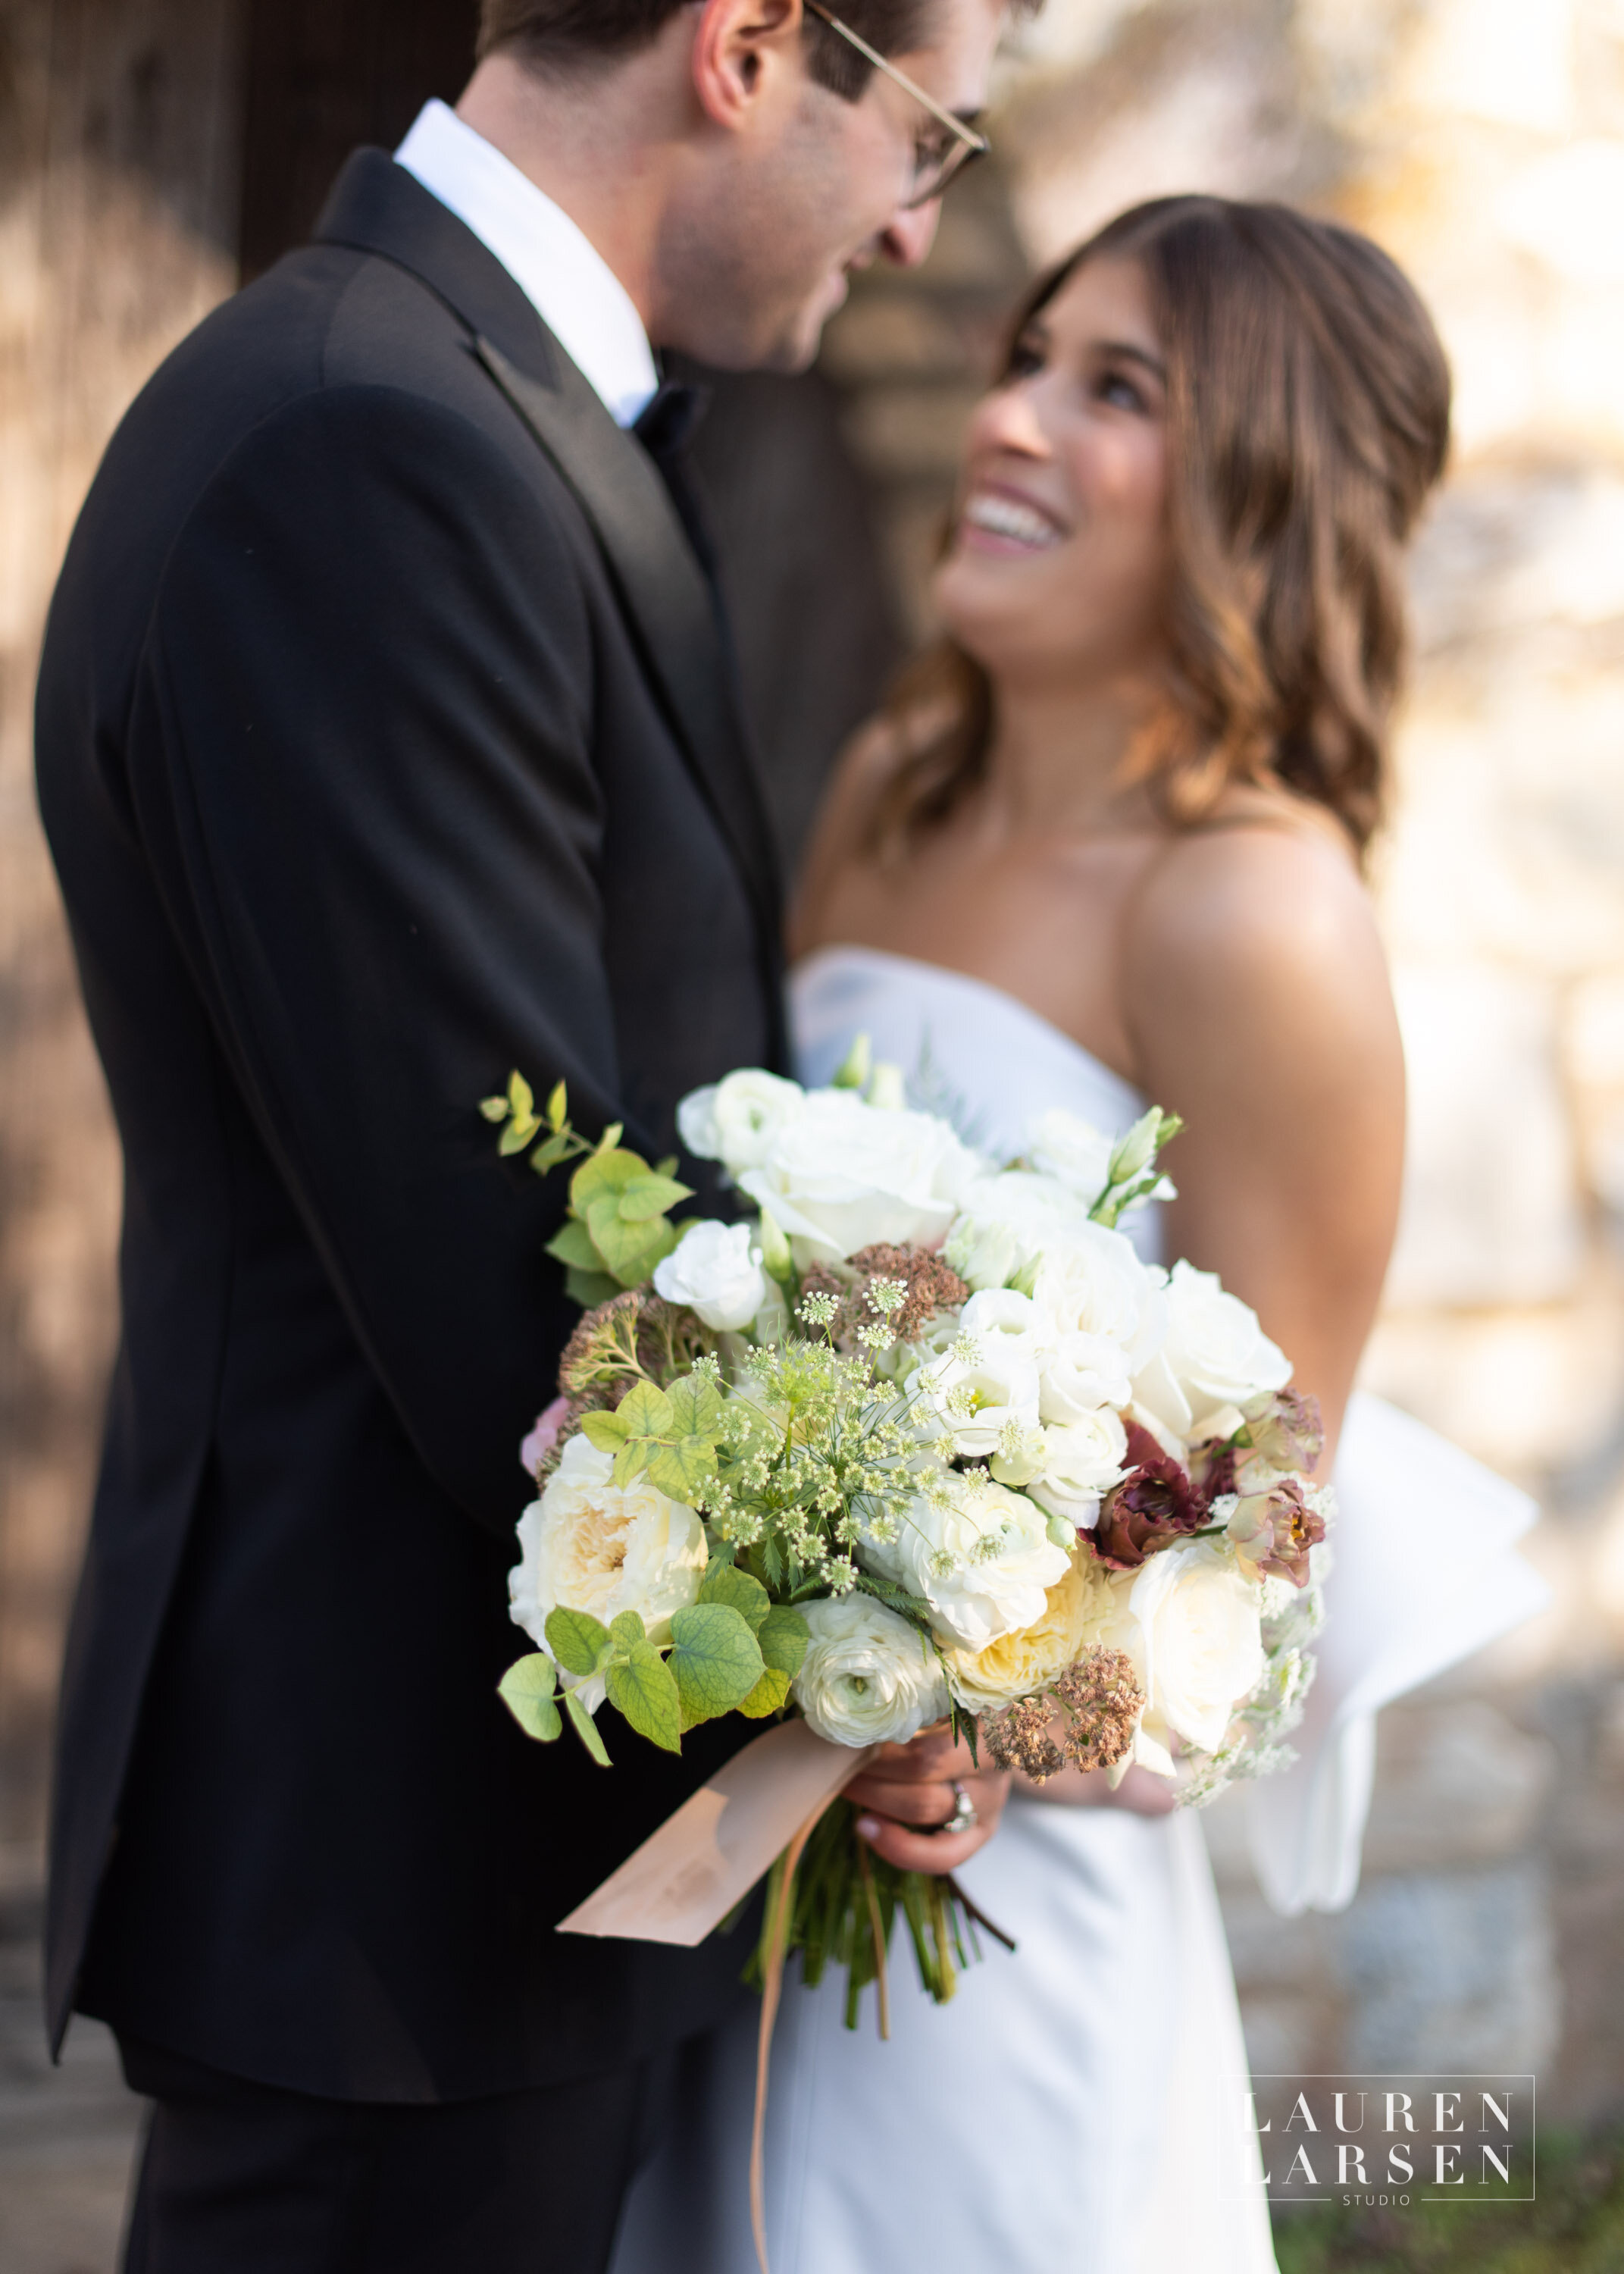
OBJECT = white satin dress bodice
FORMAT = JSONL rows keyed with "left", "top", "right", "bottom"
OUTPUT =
{"left": 612, "top": 944, "right": 1547, "bottom": 2274}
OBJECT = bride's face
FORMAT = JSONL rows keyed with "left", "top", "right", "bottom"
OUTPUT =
{"left": 934, "top": 257, "right": 1172, "bottom": 688}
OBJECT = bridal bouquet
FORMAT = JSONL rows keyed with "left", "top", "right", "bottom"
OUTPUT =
{"left": 485, "top": 1049, "right": 1331, "bottom": 2024}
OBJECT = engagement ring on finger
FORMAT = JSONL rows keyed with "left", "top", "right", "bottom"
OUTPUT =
{"left": 940, "top": 1779, "right": 978, "bottom": 1834}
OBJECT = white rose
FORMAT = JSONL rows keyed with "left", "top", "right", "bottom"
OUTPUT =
{"left": 793, "top": 1595, "right": 949, "bottom": 1746}
{"left": 1120, "top": 1539, "right": 1267, "bottom": 1755}
{"left": 944, "top": 1171, "right": 1091, "bottom": 1292}
{"left": 1138, "top": 1261, "right": 1291, "bottom": 1436}
{"left": 1032, "top": 1223, "right": 1166, "bottom": 1374}
{"left": 652, "top": 1219, "right": 768, "bottom": 1331}
{"left": 508, "top": 1433, "right": 708, "bottom": 1709}
{"left": 1029, "top": 1408, "right": 1129, "bottom": 1530}
{"left": 890, "top": 1475, "right": 1072, "bottom": 1652}
{"left": 737, "top": 1088, "right": 981, "bottom": 1265}
{"left": 1036, "top": 1330, "right": 1135, "bottom": 1426}
{"left": 677, "top": 1069, "right": 804, "bottom": 1174}
{"left": 1025, "top": 1108, "right": 1116, "bottom": 1204}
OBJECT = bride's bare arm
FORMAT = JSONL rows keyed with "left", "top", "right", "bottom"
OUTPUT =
{"left": 787, "top": 718, "right": 903, "bottom": 960}
{"left": 1121, "top": 819, "right": 1405, "bottom": 1471}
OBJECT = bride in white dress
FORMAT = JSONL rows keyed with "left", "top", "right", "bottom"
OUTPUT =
{"left": 613, "top": 196, "right": 1545, "bottom": 2274}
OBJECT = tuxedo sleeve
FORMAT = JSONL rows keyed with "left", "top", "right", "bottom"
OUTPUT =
{"left": 128, "top": 382, "right": 628, "bottom": 1536}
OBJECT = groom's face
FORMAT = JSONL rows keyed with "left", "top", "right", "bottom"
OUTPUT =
{"left": 663, "top": 0, "right": 1006, "bottom": 371}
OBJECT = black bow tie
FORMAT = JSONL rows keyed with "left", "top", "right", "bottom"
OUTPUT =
{"left": 633, "top": 378, "right": 712, "bottom": 466}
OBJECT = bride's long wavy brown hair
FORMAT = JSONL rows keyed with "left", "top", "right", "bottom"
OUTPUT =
{"left": 872, "top": 196, "right": 1452, "bottom": 861}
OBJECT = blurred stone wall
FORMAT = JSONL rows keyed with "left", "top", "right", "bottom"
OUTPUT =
{"left": 817, "top": 0, "right": 1624, "bottom": 2125}
{"left": 0, "top": 0, "right": 243, "bottom": 1900}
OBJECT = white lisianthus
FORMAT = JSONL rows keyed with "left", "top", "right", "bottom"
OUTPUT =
{"left": 915, "top": 1312, "right": 1044, "bottom": 1461}
{"left": 737, "top": 1088, "right": 981, "bottom": 1264}
{"left": 890, "top": 1475, "right": 1072, "bottom": 1652}
{"left": 652, "top": 1220, "right": 768, "bottom": 1332}
{"left": 1025, "top": 1108, "right": 1116, "bottom": 1206}
{"left": 1032, "top": 1223, "right": 1167, "bottom": 1375}
{"left": 944, "top": 1172, "right": 1090, "bottom": 1292}
{"left": 508, "top": 1434, "right": 708, "bottom": 1709}
{"left": 1029, "top": 1408, "right": 1130, "bottom": 1530}
{"left": 677, "top": 1069, "right": 804, "bottom": 1174}
{"left": 1137, "top": 1261, "right": 1291, "bottom": 1436}
{"left": 793, "top": 1595, "right": 949, "bottom": 1746}
{"left": 959, "top": 1286, "right": 1050, "bottom": 1362}
{"left": 1118, "top": 1538, "right": 1267, "bottom": 1756}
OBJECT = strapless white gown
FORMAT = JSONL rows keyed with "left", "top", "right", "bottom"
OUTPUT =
{"left": 611, "top": 946, "right": 1549, "bottom": 2274}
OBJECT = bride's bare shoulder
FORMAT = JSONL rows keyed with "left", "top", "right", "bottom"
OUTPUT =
{"left": 1122, "top": 797, "right": 1394, "bottom": 1069}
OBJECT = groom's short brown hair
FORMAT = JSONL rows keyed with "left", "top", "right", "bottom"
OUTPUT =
{"left": 477, "top": 1, "right": 936, "bottom": 99}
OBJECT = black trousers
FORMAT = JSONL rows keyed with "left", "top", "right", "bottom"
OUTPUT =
{"left": 117, "top": 2037, "right": 672, "bottom": 2273}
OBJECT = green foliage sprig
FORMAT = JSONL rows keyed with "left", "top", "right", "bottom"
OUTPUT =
{"left": 1087, "top": 1105, "right": 1184, "bottom": 1230}
{"left": 482, "top": 1072, "right": 696, "bottom": 1307}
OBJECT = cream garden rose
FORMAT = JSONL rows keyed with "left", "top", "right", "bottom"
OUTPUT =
{"left": 1119, "top": 1538, "right": 1267, "bottom": 1757}
{"left": 941, "top": 1549, "right": 1115, "bottom": 1714}
{"left": 508, "top": 1434, "right": 708, "bottom": 1709}
{"left": 793, "top": 1594, "right": 950, "bottom": 1746}
{"left": 652, "top": 1220, "right": 768, "bottom": 1332}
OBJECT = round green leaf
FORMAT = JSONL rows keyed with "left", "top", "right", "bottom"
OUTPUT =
{"left": 668, "top": 1602, "right": 766, "bottom": 1725}
{"left": 605, "top": 1642, "right": 683, "bottom": 1754}
{"left": 497, "top": 1654, "right": 562, "bottom": 1743}
{"left": 546, "top": 1606, "right": 611, "bottom": 1677}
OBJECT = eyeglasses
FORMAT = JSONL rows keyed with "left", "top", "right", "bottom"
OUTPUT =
{"left": 803, "top": 1, "right": 990, "bottom": 208}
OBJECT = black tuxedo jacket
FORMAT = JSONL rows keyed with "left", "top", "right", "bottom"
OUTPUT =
{"left": 36, "top": 151, "right": 787, "bottom": 2101}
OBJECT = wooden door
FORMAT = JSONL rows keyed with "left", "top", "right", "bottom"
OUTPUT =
{"left": 240, "top": 0, "right": 478, "bottom": 277}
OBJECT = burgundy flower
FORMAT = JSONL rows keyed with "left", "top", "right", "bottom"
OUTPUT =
{"left": 1090, "top": 1424, "right": 1208, "bottom": 1571}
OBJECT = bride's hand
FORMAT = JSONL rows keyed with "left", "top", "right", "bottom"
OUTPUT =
{"left": 840, "top": 1723, "right": 1011, "bottom": 1876}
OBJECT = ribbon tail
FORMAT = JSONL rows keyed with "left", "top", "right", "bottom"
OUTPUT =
{"left": 749, "top": 1796, "right": 834, "bottom": 2274}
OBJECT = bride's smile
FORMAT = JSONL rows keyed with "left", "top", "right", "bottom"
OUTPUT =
{"left": 937, "top": 254, "right": 1172, "bottom": 690}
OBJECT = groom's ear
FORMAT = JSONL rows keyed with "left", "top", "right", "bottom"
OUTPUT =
{"left": 690, "top": 0, "right": 806, "bottom": 127}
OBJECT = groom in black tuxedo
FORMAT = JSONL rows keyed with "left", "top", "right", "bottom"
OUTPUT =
{"left": 35, "top": 2, "right": 1015, "bottom": 2266}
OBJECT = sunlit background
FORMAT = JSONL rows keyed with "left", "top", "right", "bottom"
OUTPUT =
{"left": 2, "top": 0, "right": 1622, "bottom": 2263}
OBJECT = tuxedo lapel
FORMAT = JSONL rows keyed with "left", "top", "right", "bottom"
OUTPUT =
{"left": 314, "top": 150, "right": 785, "bottom": 1034}
{"left": 474, "top": 334, "right": 784, "bottom": 957}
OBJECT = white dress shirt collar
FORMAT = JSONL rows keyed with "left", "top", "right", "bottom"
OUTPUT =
{"left": 395, "top": 99, "right": 659, "bottom": 431}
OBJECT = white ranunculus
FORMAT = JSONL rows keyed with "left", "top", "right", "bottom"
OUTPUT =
{"left": 944, "top": 1170, "right": 1092, "bottom": 1292}
{"left": 793, "top": 1594, "right": 950, "bottom": 1746}
{"left": 909, "top": 1328, "right": 1037, "bottom": 1455}
{"left": 652, "top": 1219, "right": 768, "bottom": 1331}
{"left": 1029, "top": 1408, "right": 1130, "bottom": 1530}
{"left": 737, "top": 1088, "right": 981, "bottom": 1265}
{"left": 1119, "top": 1539, "right": 1267, "bottom": 1755}
{"left": 890, "top": 1476, "right": 1072, "bottom": 1652}
{"left": 1025, "top": 1107, "right": 1116, "bottom": 1205}
{"left": 1032, "top": 1223, "right": 1167, "bottom": 1376}
{"left": 508, "top": 1433, "right": 708, "bottom": 1709}
{"left": 1149, "top": 1261, "right": 1291, "bottom": 1433}
{"left": 677, "top": 1069, "right": 805, "bottom": 1174}
{"left": 1036, "top": 1330, "right": 1135, "bottom": 1426}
